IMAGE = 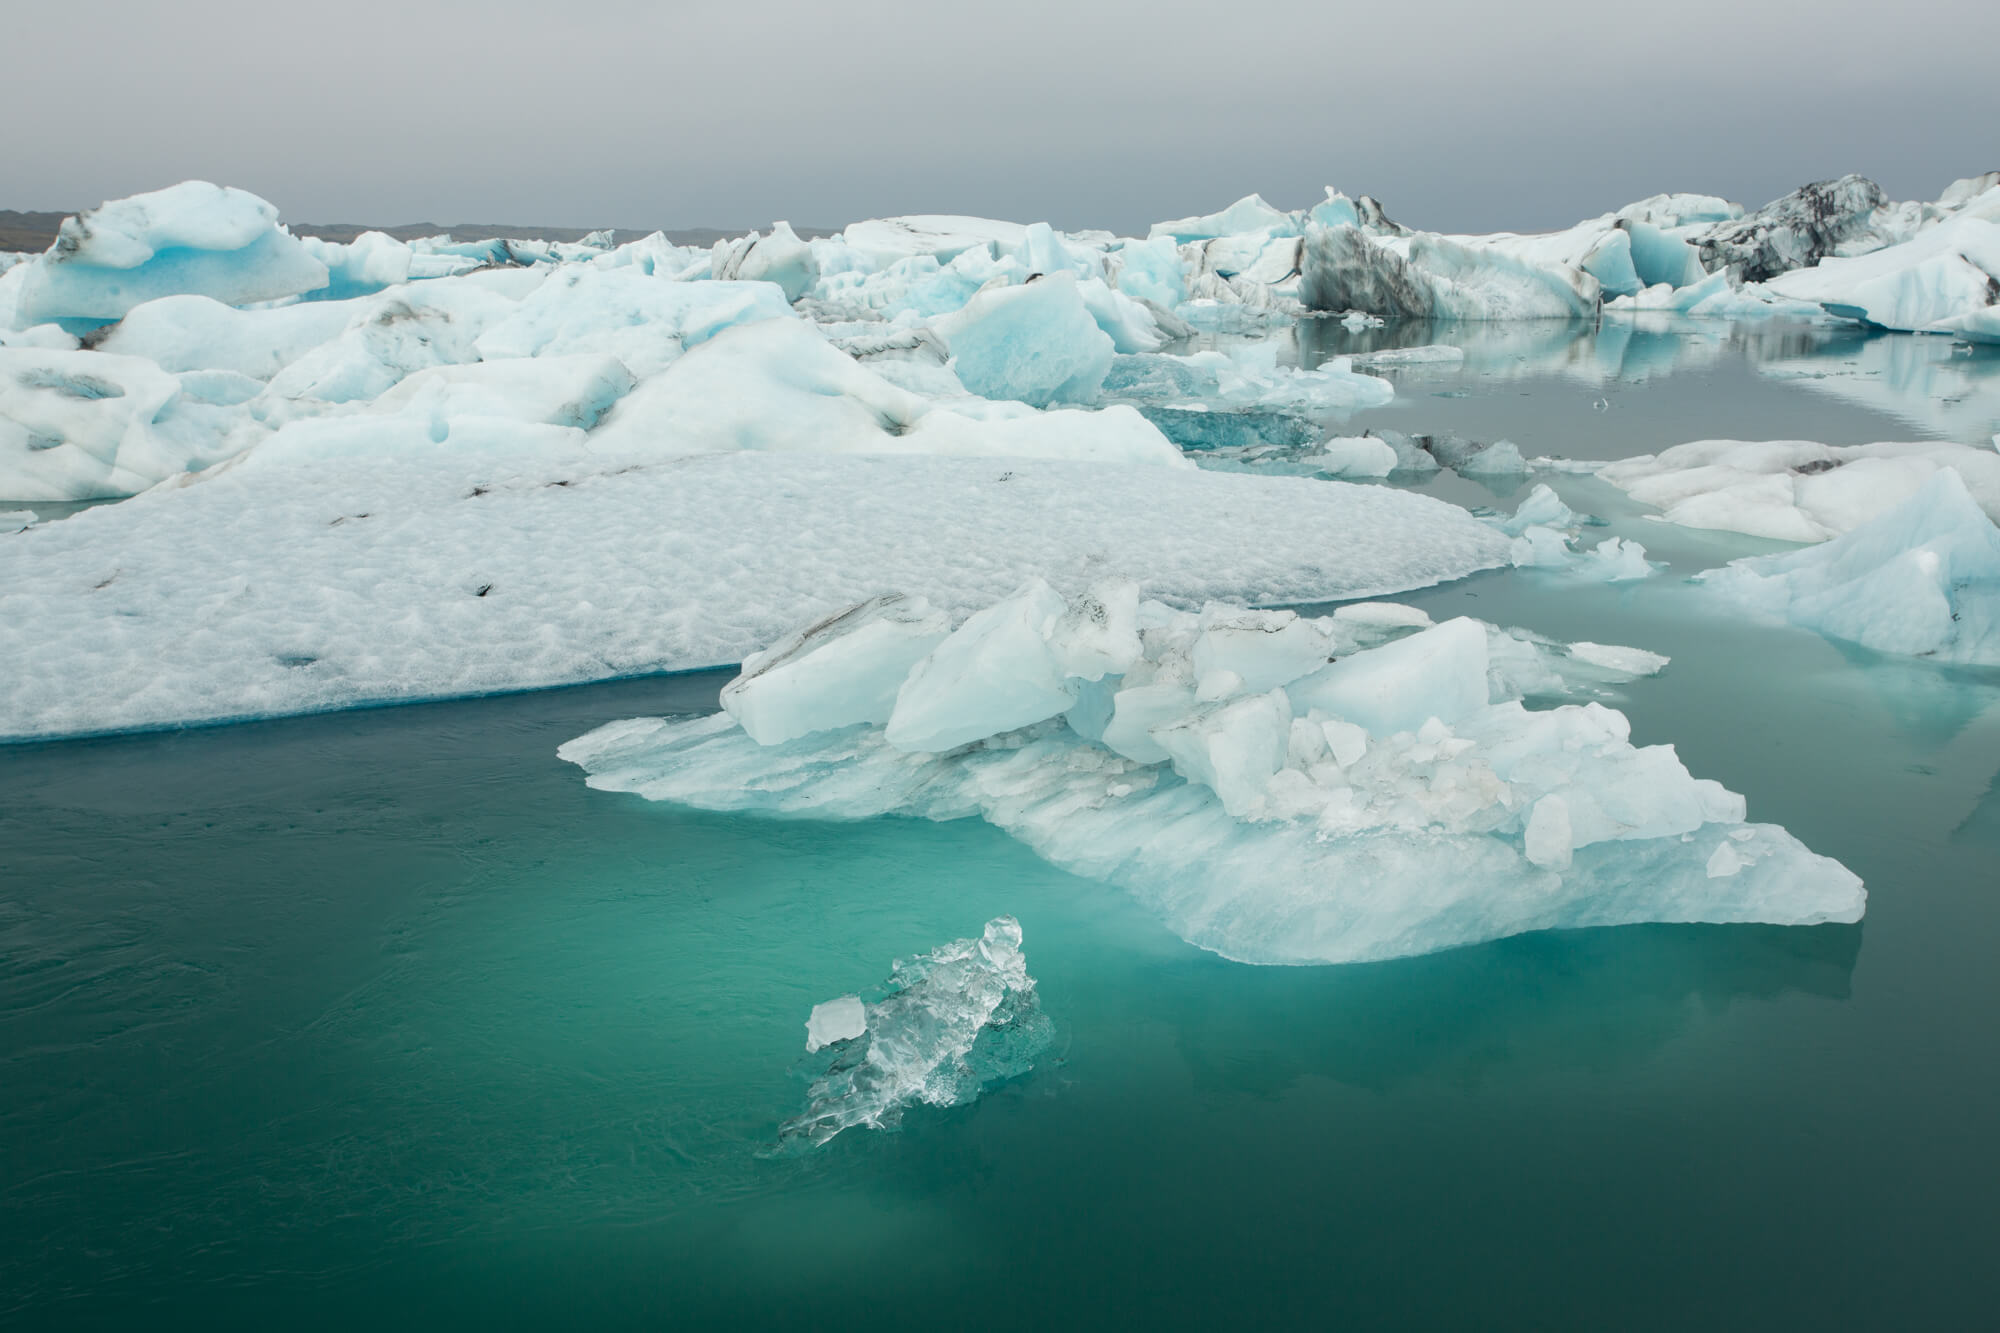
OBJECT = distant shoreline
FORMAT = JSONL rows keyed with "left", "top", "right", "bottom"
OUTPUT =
{"left": 0, "top": 210, "right": 834, "bottom": 254}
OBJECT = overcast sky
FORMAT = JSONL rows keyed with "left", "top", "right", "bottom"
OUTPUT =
{"left": 7, "top": 0, "right": 1996, "bottom": 236}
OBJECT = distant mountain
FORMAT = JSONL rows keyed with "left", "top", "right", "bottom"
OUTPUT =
{"left": 0, "top": 211, "right": 835, "bottom": 254}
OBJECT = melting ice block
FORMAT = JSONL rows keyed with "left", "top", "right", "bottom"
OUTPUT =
{"left": 562, "top": 588, "right": 1862, "bottom": 966}
{"left": 780, "top": 916, "right": 1051, "bottom": 1148}
{"left": 1700, "top": 467, "right": 2000, "bottom": 664}
{"left": 13, "top": 182, "right": 329, "bottom": 325}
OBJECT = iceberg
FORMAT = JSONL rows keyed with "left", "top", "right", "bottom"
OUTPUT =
{"left": 1599, "top": 439, "right": 2000, "bottom": 542}
{"left": 1693, "top": 175, "right": 1894, "bottom": 282}
{"left": 0, "top": 449, "right": 1509, "bottom": 739}
{"left": 1699, "top": 468, "right": 2000, "bottom": 664}
{"left": 775, "top": 916, "right": 1051, "bottom": 1149}
{"left": 11, "top": 182, "right": 329, "bottom": 326}
{"left": 1300, "top": 224, "right": 1601, "bottom": 322}
{"left": 561, "top": 588, "right": 1864, "bottom": 965}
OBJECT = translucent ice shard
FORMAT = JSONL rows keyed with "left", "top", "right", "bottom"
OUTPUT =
{"left": 779, "top": 917, "right": 1052, "bottom": 1149}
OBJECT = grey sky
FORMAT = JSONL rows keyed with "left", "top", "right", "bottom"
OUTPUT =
{"left": 7, "top": 0, "right": 1996, "bottom": 236}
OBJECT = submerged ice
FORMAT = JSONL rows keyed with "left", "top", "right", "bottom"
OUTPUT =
{"left": 778, "top": 917, "right": 1051, "bottom": 1148}
{"left": 561, "top": 584, "right": 1864, "bottom": 966}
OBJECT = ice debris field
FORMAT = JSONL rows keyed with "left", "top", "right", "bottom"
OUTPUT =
{"left": 7, "top": 171, "right": 2000, "bottom": 1134}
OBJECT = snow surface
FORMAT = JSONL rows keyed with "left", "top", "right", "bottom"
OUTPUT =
{"left": 0, "top": 448, "right": 1509, "bottom": 740}
{"left": 561, "top": 587, "right": 1864, "bottom": 965}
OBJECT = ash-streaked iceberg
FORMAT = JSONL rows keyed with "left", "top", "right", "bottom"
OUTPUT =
{"left": 560, "top": 586, "right": 1863, "bottom": 966}
{"left": 1699, "top": 468, "right": 2000, "bottom": 665}
{"left": 777, "top": 916, "right": 1052, "bottom": 1150}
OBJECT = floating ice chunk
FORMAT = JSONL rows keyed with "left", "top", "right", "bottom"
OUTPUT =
{"left": 780, "top": 916, "right": 1051, "bottom": 1148}
{"left": 1076, "top": 277, "right": 1170, "bottom": 353}
{"left": 13, "top": 182, "right": 329, "bottom": 325}
{"left": 1342, "top": 343, "right": 1466, "bottom": 368}
{"left": 1458, "top": 440, "right": 1527, "bottom": 476}
{"left": 805, "top": 995, "right": 867, "bottom": 1053}
{"left": 711, "top": 222, "right": 819, "bottom": 302}
{"left": 473, "top": 269, "right": 793, "bottom": 379}
{"left": 723, "top": 594, "right": 952, "bottom": 745}
{"left": 1576, "top": 537, "right": 1658, "bottom": 582}
{"left": 931, "top": 272, "right": 1115, "bottom": 406}
{"left": 1510, "top": 525, "right": 1574, "bottom": 568}
{"left": 1288, "top": 617, "right": 1490, "bottom": 737}
{"left": 1700, "top": 468, "right": 2000, "bottom": 664}
{"left": 1599, "top": 438, "right": 2000, "bottom": 540}
{"left": 1499, "top": 483, "right": 1581, "bottom": 537}
{"left": 1568, "top": 641, "right": 1670, "bottom": 676}
{"left": 1, "top": 509, "right": 36, "bottom": 534}
{"left": 1315, "top": 436, "right": 1398, "bottom": 477}
{"left": 562, "top": 593, "right": 1863, "bottom": 966}
{"left": 886, "top": 579, "right": 1078, "bottom": 752}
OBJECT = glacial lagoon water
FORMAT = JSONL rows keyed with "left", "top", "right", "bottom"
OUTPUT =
{"left": 4, "top": 320, "right": 1998, "bottom": 1329}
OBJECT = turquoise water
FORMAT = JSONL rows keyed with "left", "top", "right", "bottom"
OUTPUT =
{"left": 5, "top": 324, "right": 2000, "bottom": 1329}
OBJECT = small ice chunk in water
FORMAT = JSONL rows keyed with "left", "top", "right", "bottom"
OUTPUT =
{"left": 781, "top": 917, "right": 1052, "bottom": 1149}
{"left": 805, "top": 995, "right": 867, "bottom": 1052}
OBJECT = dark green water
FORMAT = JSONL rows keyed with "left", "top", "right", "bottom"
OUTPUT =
{"left": 5, "top": 326, "right": 2000, "bottom": 1329}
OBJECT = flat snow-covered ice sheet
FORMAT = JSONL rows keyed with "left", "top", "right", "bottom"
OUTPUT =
{"left": 0, "top": 449, "right": 1508, "bottom": 739}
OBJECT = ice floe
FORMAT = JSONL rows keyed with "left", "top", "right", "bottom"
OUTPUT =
{"left": 561, "top": 586, "right": 1863, "bottom": 965}
{"left": 1599, "top": 439, "right": 2000, "bottom": 542}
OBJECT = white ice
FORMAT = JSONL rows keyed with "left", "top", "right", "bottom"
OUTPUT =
{"left": 1699, "top": 467, "right": 2000, "bottom": 664}
{"left": 561, "top": 587, "right": 1863, "bottom": 966}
